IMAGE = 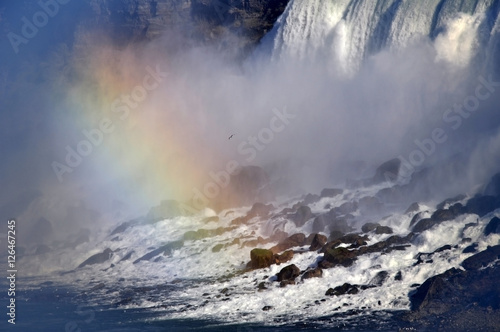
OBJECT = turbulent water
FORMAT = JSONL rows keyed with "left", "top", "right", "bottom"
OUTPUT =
{"left": 5, "top": 0, "right": 500, "bottom": 331}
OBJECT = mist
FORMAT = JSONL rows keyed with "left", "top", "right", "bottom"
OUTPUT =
{"left": 2, "top": 0, "right": 500, "bottom": 256}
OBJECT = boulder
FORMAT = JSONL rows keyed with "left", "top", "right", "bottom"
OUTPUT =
{"left": 276, "top": 264, "right": 300, "bottom": 282}
{"left": 461, "top": 245, "right": 500, "bottom": 270}
{"left": 78, "top": 248, "right": 113, "bottom": 268}
{"left": 436, "top": 194, "right": 466, "bottom": 210}
{"left": 133, "top": 241, "right": 183, "bottom": 264}
{"left": 484, "top": 217, "right": 500, "bottom": 236}
{"left": 369, "top": 271, "right": 389, "bottom": 286}
{"left": 290, "top": 205, "right": 314, "bottom": 227}
{"left": 407, "top": 264, "right": 500, "bottom": 330}
{"left": 275, "top": 250, "right": 294, "bottom": 265}
{"left": 270, "top": 233, "right": 306, "bottom": 254}
{"left": 465, "top": 195, "right": 500, "bottom": 217}
{"left": 326, "top": 283, "right": 359, "bottom": 296}
{"left": 249, "top": 248, "right": 274, "bottom": 269}
{"left": 361, "top": 222, "right": 380, "bottom": 233}
{"left": 302, "top": 193, "right": 320, "bottom": 205}
{"left": 322, "top": 247, "right": 357, "bottom": 268}
{"left": 309, "top": 234, "right": 328, "bottom": 251}
{"left": 301, "top": 268, "right": 323, "bottom": 280}
{"left": 372, "top": 158, "right": 401, "bottom": 184}
{"left": 405, "top": 202, "right": 420, "bottom": 214}
{"left": 375, "top": 225, "right": 393, "bottom": 234}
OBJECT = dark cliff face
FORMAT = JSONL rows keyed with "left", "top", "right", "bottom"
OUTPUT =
{"left": 87, "top": 0, "right": 290, "bottom": 56}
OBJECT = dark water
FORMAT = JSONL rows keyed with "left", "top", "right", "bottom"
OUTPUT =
{"left": 0, "top": 279, "right": 410, "bottom": 332}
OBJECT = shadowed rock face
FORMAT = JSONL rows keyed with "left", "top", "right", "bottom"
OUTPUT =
{"left": 87, "top": 0, "right": 290, "bottom": 58}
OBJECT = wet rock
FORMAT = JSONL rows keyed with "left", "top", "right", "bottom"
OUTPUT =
{"left": 465, "top": 194, "right": 500, "bottom": 217}
{"left": 332, "top": 201, "right": 358, "bottom": 215}
{"left": 407, "top": 264, "right": 500, "bottom": 330}
{"left": 361, "top": 222, "right": 380, "bottom": 233}
{"left": 484, "top": 216, "right": 500, "bottom": 236}
{"left": 405, "top": 202, "right": 420, "bottom": 214}
{"left": 275, "top": 250, "right": 294, "bottom": 265}
{"left": 133, "top": 241, "right": 183, "bottom": 264}
{"left": 462, "top": 243, "right": 478, "bottom": 253}
{"left": 262, "top": 305, "right": 273, "bottom": 311}
{"left": 375, "top": 225, "right": 393, "bottom": 234}
{"left": 370, "top": 271, "right": 389, "bottom": 286}
{"left": 309, "top": 234, "right": 328, "bottom": 251}
{"left": 110, "top": 221, "right": 134, "bottom": 235}
{"left": 279, "top": 280, "right": 296, "bottom": 287}
{"left": 326, "top": 283, "right": 359, "bottom": 296}
{"left": 321, "top": 247, "right": 357, "bottom": 268}
{"left": 394, "top": 271, "right": 403, "bottom": 281}
{"left": 461, "top": 245, "right": 500, "bottom": 270}
{"left": 212, "top": 244, "right": 224, "bottom": 253}
{"left": 372, "top": 158, "right": 401, "bottom": 184}
{"left": 79, "top": 248, "right": 113, "bottom": 268}
{"left": 270, "top": 233, "right": 306, "bottom": 254}
{"left": 302, "top": 193, "right": 320, "bottom": 205}
{"left": 276, "top": 264, "right": 300, "bottom": 282}
{"left": 328, "top": 230, "right": 345, "bottom": 241}
{"left": 183, "top": 227, "right": 235, "bottom": 240}
{"left": 257, "top": 282, "right": 267, "bottom": 290}
{"left": 290, "top": 205, "right": 314, "bottom": 227}
{"left": 301, "top": 268, "right": 323, "bottom": 280}
{"left": 249, "top": 248, "right": 274, "bottom": 269}
{"left": 320, "top": 188, "right": 343, "bottom": 198}
{"left": 436, "top": 194, "right": 467, "bottom": 210}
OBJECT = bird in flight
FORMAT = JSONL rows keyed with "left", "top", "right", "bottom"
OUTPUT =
{"left": 228, "top": 134, "right": 235, "bottom": 140}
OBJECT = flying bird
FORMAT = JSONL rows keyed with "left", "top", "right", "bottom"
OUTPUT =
{"left": 228, "top": 134, "right": 235, "bottom": 140}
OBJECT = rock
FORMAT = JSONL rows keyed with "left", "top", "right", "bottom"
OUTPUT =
{"left": 110, "top": 221, "right": 133, "bottom": 236}
{"left": 405, "top": 202, "right": 420, "bottom": 214}
{"left": 262, "top": 305, "right": 273, "bottom": 311}
{"left": 302, "top": 193, "right": 320, "bottom": 205}
{"left": 212, "top": 244, "right": 224, "bottom": 253}
{"left": 279, "top": 280, "right": 296, "bottom": 287}
{"left": 407, "top": 264, "right": 500, "bottom": 330}
{"left": 430, "top": 208, "right": 458, "bottom": 222}
{"left": 313, "top": 209, "right": 352, "bottom": 234}
{"left": 249, "top": 248, "right": 274, "bottom": 269}
{"left": 484, "top": 217, "right": 500, "bottom": 236}
{"left": 372, "top": 158, "right": 401, "bottom": 184}
{"left": 257, "top": 282, "right": 267, "bottom": 290}
{"left": 326, "top": 283, "right": 359, "bottom": 296}
{"left": 370, "top": 271, "right": 389, "bottom": 286}
{"left": 328, "top": 230, "right": 345, "bottom": 241}
{"left": 276, "top": 264, "right": 300, "bottom": 282}
{"left": 461, "top": 245, "right": 500, "bottom": 270}
{"left": 322, "top": 247, "right": 357, "bottom": 268}
{"left": 79, "top": 248, "right": 113, "bottom": 268}
{"left": 309, "top": 233, "right": 328, "bottom": 251}
{"left": 275, "top": 250, "right": 294, "bottom": 265}
{"left": 183, "top": 227, "right": 235, "bottom": 240}
{"left": 465, "top": 195, "right": 500, "bottom": 217}
{"left": 462, "top": 243, "right": 478, "bottom": 253}
{"left": 133, "top": 241, "right": 183, "bottom": 264}
{"left": 375, "top": 225, "right": 393, "bottom": 234}
{"left": 290, "top": 205, "right": 314, "bottom": 227}
{"left": 361, "top": 222, "right": 380, "bottom": 233}
{"left": 412, "top": 218, "right": 436, "bottom": 233}
{"left": 409, "top": 211, "right": 424, "bottom": 227}
{"left": 301, "top": 268, "right": 323, "bottom": 280}
{"left": 394, "top": 271, "right": 403, "bottom": 281}
{"left": 436, "top": 194, "right": 467, "bottom": 210}
{"left": 270, "top": 233, "right": 306, "bottom": 254}
{"left": 333, "top": 201, "right": 358, "bottom": 215}
{"left": 320, "top": 188, "right": 343, "bottom": 198}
